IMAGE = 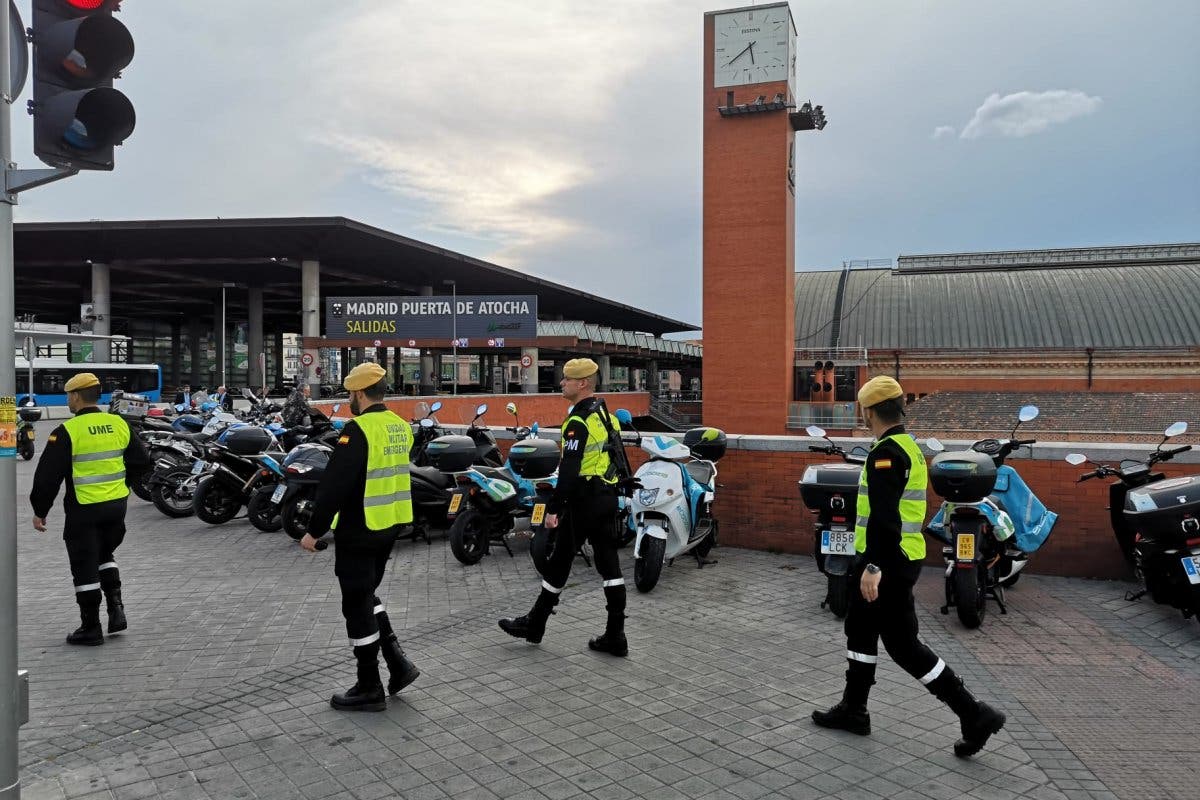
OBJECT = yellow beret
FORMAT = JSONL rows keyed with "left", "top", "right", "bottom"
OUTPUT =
{"left": 64, "top": 372, "right": 100, "bottom": 392}
{"left": 857, "top": 375, "right": 904, "bottom": 408}
{"left": 563, "top": 358, "right": 599, "bottom": 379}
{"left": 343, "top": 362, "right": 387, "bottom": 391}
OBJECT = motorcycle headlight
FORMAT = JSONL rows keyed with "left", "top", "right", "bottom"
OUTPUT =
{"left": 637, "top": 487, "right": 659, "bottom": 506}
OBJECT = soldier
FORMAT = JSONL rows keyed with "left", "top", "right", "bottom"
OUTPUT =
{"left": 303, "top": 363, "right": 420, "bottom": 711}
{"left": 30, "top": 372, "right": 151, "bottom": 645}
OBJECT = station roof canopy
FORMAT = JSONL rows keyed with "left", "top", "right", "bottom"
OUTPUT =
{"left": 14, "top": 216, "right": 698, "bottom": 336}
{"left": 795, "top": 243, "right": 1200, "bottom": 350}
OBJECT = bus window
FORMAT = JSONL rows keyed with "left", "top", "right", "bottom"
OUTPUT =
{"left": 38, "top": 372, "right": 64, "bottom": 394}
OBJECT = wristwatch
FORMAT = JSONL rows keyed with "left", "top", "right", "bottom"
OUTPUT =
{"left": 865, "top": 563, "right": 881, "bottom": 575}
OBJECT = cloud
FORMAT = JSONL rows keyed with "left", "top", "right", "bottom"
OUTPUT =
{"left": 932, "top": 125, "right": 957, "bottom": 140}
{"left": 959, "top": 90, "right": 1102, "bottom": 139}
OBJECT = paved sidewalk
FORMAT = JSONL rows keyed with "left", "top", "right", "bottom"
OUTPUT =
{"left": 12, "top": 452, "right": 1200, "bottom": 799}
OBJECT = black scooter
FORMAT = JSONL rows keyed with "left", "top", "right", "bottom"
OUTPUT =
{"left": 800, "top": 425, "right": 866, "bottom": 619}
{"left": 1067, "top": 421, "right": 1199, "bottom": 622}
{"left": 16, "top": 403, "right": 40, "bottom": 461}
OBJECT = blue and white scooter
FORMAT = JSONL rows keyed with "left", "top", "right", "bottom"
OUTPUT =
{"left": 625, "top": 415, "right": 727, "bottom": 593}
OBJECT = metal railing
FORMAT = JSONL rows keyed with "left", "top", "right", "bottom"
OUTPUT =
{"left": 648, "top": 392, "right": 702, "bottom": 429}
{"left": 787, "top": 401, "right": 859, "bottom": 429}
{"left": 794, "top": 347, "right": 868, "bottom": 365}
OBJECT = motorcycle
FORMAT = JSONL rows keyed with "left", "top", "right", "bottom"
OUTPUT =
{"left": 925, "top": 405, "right": 1055, "bottom": 628}
{"left": 800, "top": 425, "right": 866, "bottom": 619}
{"left": 409, "top": 401, "right": 446, "bottom": 466}
{"left": 1066, "top": 421, "right": 1199, "bottom": 621}
{"left": 191, "top": 426, "right": 285, "bottom": 525}
{"left": 16, "top": 401, "right": 40, "bottom": 461}
{"left": 438, "top": 412, "right": 558, "bottom": 566}
{"left": 463, "top": 403, "right": 503, "bottom": 467}
{"left": 627, "top": 419, "right": 726, "bottom": 593}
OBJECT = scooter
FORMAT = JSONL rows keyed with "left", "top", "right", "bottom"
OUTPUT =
{"left": 627, "top": 418, "right": 726, "bottom": 593}
{"left": 925, "top": 405, "right": 1054, "bottom": 629}
{"left": 1066, "top": 421, "right": 1198, "bottom": 622}
{"left": 800, "top": 425, "right": 866, "bottom": 619}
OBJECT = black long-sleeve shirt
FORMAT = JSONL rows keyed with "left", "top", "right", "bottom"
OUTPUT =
{"left": 548, "top": 396, "right": 611, "bottom": 515}
{"left": 308, "top": 404, "right": 405, "bottom": 541}
{"left": 861, "top": 424, "right": 916, "bottom": 570}
{"left": 30, "top": 407, "right": 153, "bottom": 518}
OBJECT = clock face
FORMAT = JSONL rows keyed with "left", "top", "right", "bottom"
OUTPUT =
{"left": 713, "top": 6, "right": 792, "bottom": 87}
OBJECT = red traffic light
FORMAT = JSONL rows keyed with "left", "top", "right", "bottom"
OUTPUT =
{"left": 65, "top": 1, "right": 111, "bottom": 10}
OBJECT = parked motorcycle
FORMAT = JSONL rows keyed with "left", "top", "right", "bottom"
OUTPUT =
{"left": 192, "top": 427, "right": 286, "bottom": 525}
{"left": 409, "top": 401, "right": 446, "bottom": 466}
{"left": 627, "top": 419, "right": 726, "bottom": 593}
{"left": 925, "top": 405, "right": 1054, "bottom": 628}
{"left": 1066, "top": 421, "right": 1198, "bottom": 622}
{"left": 800, "top": 425, "right": 866, "bottom": 618}
{"left": 16, "top": 401, "right": 40, "bottom": 461}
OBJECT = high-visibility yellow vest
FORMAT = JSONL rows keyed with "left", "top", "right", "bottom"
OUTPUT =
{"left": 561, "top": 403, "right": 619, "bottom": 484}
{"left": 62, "top": 412, "right": 131, "bottom": 505}
{"left": 855, "top": 432, "right": 927, "bottom": 561}
{"left": 335, "top": 410, "right": 413, "bottom": 531}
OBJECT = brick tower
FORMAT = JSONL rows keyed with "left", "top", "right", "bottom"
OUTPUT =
{"left": 702, "top": 3, "right": 821, "bottom": 434}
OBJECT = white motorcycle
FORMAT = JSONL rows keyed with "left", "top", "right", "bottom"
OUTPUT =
{"left": 623, "top": 413, "right": 727, "bottom": 593}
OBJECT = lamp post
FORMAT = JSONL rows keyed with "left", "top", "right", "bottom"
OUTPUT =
{"left": 444, "top": 279, "right": 457, "bottom": 395}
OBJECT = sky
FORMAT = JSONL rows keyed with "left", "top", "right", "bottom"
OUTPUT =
{"left": 13, "top": 0, "right": 1199, "bottom": 331}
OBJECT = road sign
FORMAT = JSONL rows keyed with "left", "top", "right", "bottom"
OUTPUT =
{"left": 300, "top": 352, "right": 313, "bottom": 367}
{"left": 520, "top": 355, "right": 533, "bottom": 368}
{"left": 407, "top": 339, "right": 416, "bottom": 347}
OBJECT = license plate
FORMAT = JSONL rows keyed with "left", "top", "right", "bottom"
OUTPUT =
{"left": 956, "top": 533, "right": 975, "bottom": 561}
{"left": 820, "top": 528, "right": 855, "bottom": 556}
{"left": 531, "top": 503, "right": 546, "bottom": 525}
{"left": 271, "top": 484, "right": 286, "bottom": 504}
{"left": 448, "top": 493, "right": 463, "bottom": 514}
{"left": 191, "top": 460, "right": 205, "bottom": 475}
{"left": 1182, "top": 555, "right": 1200, "bottom": 585}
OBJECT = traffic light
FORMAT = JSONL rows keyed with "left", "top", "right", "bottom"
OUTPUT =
{"left": 30, "top": 0, "right": 134, "bottom": 171}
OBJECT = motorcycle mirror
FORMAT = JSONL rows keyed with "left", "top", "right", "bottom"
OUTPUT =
{"left": 420, "top": 418, "right": 435, "bottom": 428}
{"left": 615, "top": 408, "right": 633, "bottom": 426}
{"left": 430, "top": 401, "right": 443, "bottom": 413}
{"left": 505, "top": 402, "right": 517, "bottom": 416}
{"left": 805, "top": 425, "right": 827, "bottom": 439}
{"left": 475, "top": 403, "right": 488, "bottom": 417}
{"left": 1018, "top": 405, "right": 1040, "bottom": 423}
{"left": 1065, "top": 453, "right": 1088, "bottom": 466}
{"left": 1165, "top": 421, "right": 1188, "bottom": 438}
{"left": 925, "top": 437, "right": 946, "bottom": 452}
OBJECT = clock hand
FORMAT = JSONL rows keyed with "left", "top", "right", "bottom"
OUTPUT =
{"left": 749, "top": 41, "right": 756, "bottom": 65}
{"left": 726, "top": 42, "right": 753, "bottom": 67}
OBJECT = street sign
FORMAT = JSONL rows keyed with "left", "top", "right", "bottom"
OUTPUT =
{"left": 520, "top": 355, "right": 533, "bottom": 368}
{"left": 300, "top": 352, "right": 314, "bottom": 367}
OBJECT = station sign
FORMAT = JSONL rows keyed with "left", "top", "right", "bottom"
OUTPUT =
{"left": 325, "top": 295, "right": 537, "bottom": 341}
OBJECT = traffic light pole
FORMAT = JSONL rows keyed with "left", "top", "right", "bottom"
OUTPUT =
{"left": 1, "top": 8, "right": 74, "bottom": 800}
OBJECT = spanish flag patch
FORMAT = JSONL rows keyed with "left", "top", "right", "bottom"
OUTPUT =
{"left": 337, "top": 435, "right": 350, "bottom": 445}
{"left": 875, "top": 458, "right": 893, "bottom": 469}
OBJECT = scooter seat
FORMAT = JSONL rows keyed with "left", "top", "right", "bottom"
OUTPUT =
{"left": 684, "top": 460, "right": 715, "bottom": 487}
{"left": 410, "top": 465, "right": 453, "bottom": 489}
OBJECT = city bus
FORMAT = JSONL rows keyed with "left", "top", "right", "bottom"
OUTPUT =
{"left": 14, "top": 358, "right": 163, "bottom": 406}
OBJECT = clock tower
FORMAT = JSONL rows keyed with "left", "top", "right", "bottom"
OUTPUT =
{"left": 701, "top": 3, "right": 824, "bottom": 434}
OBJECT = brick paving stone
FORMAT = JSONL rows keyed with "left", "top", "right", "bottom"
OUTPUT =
{"left": 12, "top": 454, "right": 1200, "bottom": 798}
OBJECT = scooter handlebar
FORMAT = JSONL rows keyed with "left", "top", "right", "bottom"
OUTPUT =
{"left": 1160, "top": 444, "right": 1192, "bottom": 459}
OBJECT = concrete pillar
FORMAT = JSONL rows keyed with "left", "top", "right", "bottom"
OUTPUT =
{"left": 90, "top": 262, "right": 111, "bottom": 362}
{"left": 248, "top": 287, "right": 264, "bottom": 391}
{"left": 647, "top": 359, "right": 660, "bottom": 394}
{"left": 353, "top": 347, "right": 365, "bottom": 367}
{"left": 521, "top": 347, "right": 538, "bottom": 394}
{"left": 188, "top": 317, "right": 202, "bottom": 386}
{"left": 597, "top": 355, "right": 611, "bottom": 392}
{"left": 301, "top": 258, "right": 321, "bottom": 397}
{"left": 213, "top": 296, "right": 226, "bottom": 390}
{"left": 432, "top": 353, "right": 443, "bottom": 392}
{"left": 169, "top": 322, "right": 182, "bottom": 388}
{"left": 419, "top": 286, "right": 436, "bottom": 394}
{"left": 273, "top": 331, "right": 284, "bottom": 389}
{"left": 393, "top": 347, "right": 404, "bottom": 393}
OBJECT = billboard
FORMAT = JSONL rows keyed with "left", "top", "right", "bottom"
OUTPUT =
{"left": 325, "top": 295, "right": 537, "bottom": 342}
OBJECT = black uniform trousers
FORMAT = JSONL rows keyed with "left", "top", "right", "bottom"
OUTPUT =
{"left": 844, "top": 558, "right": 944, "bottom": 698}
{"left": 64, "top": 498, "right": 127, "bottom": 610}
{"left": 541, "top": 482, "right": 624, "bottom": 621}
{"left": 334, "top": 528, "right": 401, "bottom": 646}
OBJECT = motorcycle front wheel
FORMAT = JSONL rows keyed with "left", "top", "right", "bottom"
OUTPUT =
{"left": 634, "top": 536, "right": 666, "bottom": 593}
{"left": 17, "top": 437, "right": 33, "bottom": 461}
{"left": 193, "top": 476, "right": 242, "bottom": 525}
{"left": 954, "top": 565, "right": 987, "bottom": 628}
{"left": 247, "top": 485, "right": 284, "bottom": 532}
{"left": 282, "top": 495, "right": 314, "bottom": 540}
{"left": 449, "top": 510, "right": 489, "bottom": 565}
{"left": 152, "top": 468, "right": 197, "bottom": 518}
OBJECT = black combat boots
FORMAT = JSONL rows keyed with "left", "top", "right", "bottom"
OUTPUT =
{"left": 66, "top": 605, "right": 104, "bottom": 646}
{"left": 588, "top": 607, "right": 628, "bottom": 657}
{"left": 928, "top": 670, "right": 1006, "bottom": 757}
{"left": 331, "top": 643, "right": 386, "bottom": 712}
{"left": 105, "top": 589, "right": 127, "bottom": 634}
{"left": 499, "top": 589, "right": 559, "bottom": 643}
{"left": 380, "top": 634, "right": 421, "bottom": 695}
{"left": 812, "top": 670, "right": 873, "bottom": 735}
